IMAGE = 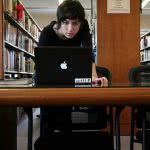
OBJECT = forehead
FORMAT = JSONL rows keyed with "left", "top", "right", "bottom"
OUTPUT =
{"left": 63, "top": 19, "right": 80, "bottom": 23}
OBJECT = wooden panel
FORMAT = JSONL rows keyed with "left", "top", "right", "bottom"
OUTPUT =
{"left": 119, "top": 107, "right": 131, "bottom": 135}
{"left": 0, "top": 0, "right": 3, "bottom": 79}
{"left": 97, "top": 0, "right": 140, "bottom": 86}
{"left": 97, "top": 0, "right": 140, "bottom": 135}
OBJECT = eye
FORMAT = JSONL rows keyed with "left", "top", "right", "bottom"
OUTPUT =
{"left": 72, "top": 22, "right": 79, "bottom": 26}
{"left": 72, "top": 21, "right": 81, "bottom": 27}
{"left": 62, "top": 21, "right": 69, "bottom": 25}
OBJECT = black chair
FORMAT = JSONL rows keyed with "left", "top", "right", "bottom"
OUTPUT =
{"left": 129, "top": 65, "right": 150, "bottom": 150}
{"left": 115, "top": 106, "right": 125, "bottom": 150}
{"left": 35, "top": 66, "right": 114, "bottom": 150}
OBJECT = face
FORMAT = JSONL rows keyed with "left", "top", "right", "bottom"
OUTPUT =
{"left": 60, "top": 19, "right": 81, "bottom": 39}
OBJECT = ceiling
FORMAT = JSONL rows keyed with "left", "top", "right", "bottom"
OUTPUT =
{"left": 20, "top": 0, "right": 150, "bottom": 31}
{"left": 20, "top": 0, "right": 93, "bottom": 14}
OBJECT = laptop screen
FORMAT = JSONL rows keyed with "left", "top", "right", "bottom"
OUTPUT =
{"left": 34, "top": 46, "right": 92, "bottom": 86}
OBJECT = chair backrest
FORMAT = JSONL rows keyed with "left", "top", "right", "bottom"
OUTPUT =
{"left": 128, "top": 65, "right": 150, "bottom": 87}
{"left": 129, "top": 65, "right": 150, "bottom": 128}
{"left": 72, "top": 66, "right": 112, "bottom": 130}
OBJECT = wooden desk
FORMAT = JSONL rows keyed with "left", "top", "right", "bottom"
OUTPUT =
{"left": 0, "top": 87, "right": 149, "bottom": 150}
{"left": 0, "top": 87, "right": 149, "bottom": 106}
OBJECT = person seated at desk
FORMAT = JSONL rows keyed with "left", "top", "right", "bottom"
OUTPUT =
{"left": 38, "top": 0, "right": 107, "bottom": 86}
{"left": 36, "top": 0, "right": 108, "bottom": 137}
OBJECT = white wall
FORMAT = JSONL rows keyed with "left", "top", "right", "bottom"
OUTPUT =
{"left": 141, "top": 15, "right": 150, "bottom": 29}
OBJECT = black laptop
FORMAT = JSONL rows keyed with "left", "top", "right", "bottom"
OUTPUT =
{"left": 34, "top": 46, "right": 92, "bottom": 87}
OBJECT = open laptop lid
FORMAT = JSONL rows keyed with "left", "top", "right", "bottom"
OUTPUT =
{"left": 34, "top": 46, "right": 92, "bottom": 86}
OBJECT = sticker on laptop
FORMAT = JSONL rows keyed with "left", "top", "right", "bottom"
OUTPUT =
{"left": 75, "top": 78, "right": 91, "bottom": 84}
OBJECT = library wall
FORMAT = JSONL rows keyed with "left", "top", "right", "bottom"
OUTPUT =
{"left": 31, "top": 13, "right": 56, "bottom": 29}
{"left": 141, "top": 15, "right": 150, "bottom": 29}
{"left": 97, "top": 0, "right": 140, "bottom": 135}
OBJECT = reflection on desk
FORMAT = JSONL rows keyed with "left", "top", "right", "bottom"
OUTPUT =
{"left": 0, "top": 78, "right": 32, "bottom": 86}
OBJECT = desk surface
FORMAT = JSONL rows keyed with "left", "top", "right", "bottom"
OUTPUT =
{"left": 0, "top": 87, "right": 149, "bottom": 106}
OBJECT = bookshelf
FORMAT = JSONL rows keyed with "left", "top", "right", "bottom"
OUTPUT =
{"left": 2, "top": 0, "right": 41, "bottom": 80}
{"left": 0, "top": 2, "right": 41, "bottom": 149}
{"left": 140, "top": 31, "right": 150, "bottom": 65}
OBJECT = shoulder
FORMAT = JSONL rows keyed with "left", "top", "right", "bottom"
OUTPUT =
{"left": 42, "top": 21, "right": 57, "bottom": 33}
{"left": 80, "top": 19, "right": 90, "bottom": 32}
{"left": 38, "top": 21, "right": 57, "bottom": 46}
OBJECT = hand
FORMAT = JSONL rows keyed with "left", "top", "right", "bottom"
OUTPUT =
{"left": 92, "top": 77, "right": 108, "bottom": 87}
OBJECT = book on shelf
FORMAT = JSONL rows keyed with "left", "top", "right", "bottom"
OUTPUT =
{"left": 0, "top": 78, "right": 32, "bottom": 85}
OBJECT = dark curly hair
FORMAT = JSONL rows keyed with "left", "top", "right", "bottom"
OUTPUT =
{"left": 57, "top": 0, "right": 85, "bottom": 28}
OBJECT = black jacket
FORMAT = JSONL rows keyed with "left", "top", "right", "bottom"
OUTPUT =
{"left": 38, "top": 20, "right": 92, "bottom": 47}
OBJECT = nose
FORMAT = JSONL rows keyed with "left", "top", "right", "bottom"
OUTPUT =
{"left": 67, "top": 23, "right": 74, "bottom": 32}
